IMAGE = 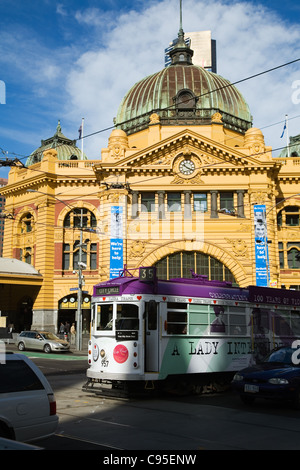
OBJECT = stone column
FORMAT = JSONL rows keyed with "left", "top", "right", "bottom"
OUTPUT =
{"left": 237, "top": 190, "right": 245, "bottom": 218}
{"left": 157, "top": 191, "right": 165, "bottom": 219}
{"left": 184, "top": 191, "right": 192, "bottom": 219}
{"left": 131, "top": 191, "right": 138, "bottom": 219}
{"left": 210, "top": 190, "right": 219, "bottom": 218}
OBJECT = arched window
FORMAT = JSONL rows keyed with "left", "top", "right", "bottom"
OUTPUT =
{"left": 20, "top": 213, "right": 34, "bottom": 233}
{"left": 287, "top": 244, "right": 300, "bottom": 269}
{"left": 155, "top": 251, "right": 236, "bottom": 284}
{"left": 63, "top": 208, "right": 97, "bottom": 229}
{"left": 174, "top": 89, "right": 198, "bottom": 112}
{"left": 18, "top": 212, "right": 35, "bottom": 265}
{"left": 62, "top": 208, "right": 98, "bottom": 271}
{"left": 277, "top": 206, "right": 300, "bottom": 226}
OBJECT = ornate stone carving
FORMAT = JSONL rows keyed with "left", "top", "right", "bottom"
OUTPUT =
{"left": 129, "top": 240, "right": 146, "bottom": 258}
{"left": 211, "top": 112, "right": 223, "bottom": 123}
{"left": 107, "top": 129, "right": 129, "bottom": 160}
{"left": 149, "top": 113, "right": 160, "bottom": 124}
{"left": 250, "top": 191, "right": 269, "bottom": 205}
{"left": 244, "top": 127, "right": 266, "bottom": 158}
{"left": 225, "top": 238, "right": 249, "bottom": 257}
{"left": 171, "top": 173, "right": 204, "bottom": 184}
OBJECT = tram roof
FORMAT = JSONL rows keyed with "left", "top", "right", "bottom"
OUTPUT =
{"left": 93, "top": 275, "right": 300, "bottom": 307}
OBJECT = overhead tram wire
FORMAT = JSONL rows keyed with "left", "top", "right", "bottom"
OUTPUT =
{"left": 2, "top": 54, "right": 297, "bottom": 163}
{"left": 1, "top": 57, "right": 300, "bottom": 174}
{"left": 74, "top": 57, "right": 300, "bottom": 142}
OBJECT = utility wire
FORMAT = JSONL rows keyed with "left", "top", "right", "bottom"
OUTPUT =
{"left": 1, "top": 55, "right": 300, "bottom": 166}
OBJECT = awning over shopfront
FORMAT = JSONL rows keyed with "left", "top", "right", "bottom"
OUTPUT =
{"left": 0, "top": 258, "right": 43, "bottom": 285}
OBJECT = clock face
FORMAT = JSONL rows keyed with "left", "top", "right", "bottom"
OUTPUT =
{"left": 179, "top": 159, "right": 195, "bottom": 175}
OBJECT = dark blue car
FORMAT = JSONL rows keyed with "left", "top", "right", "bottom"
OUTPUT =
{"left": 232, "top": 346, "right": 300, "bottom": 408}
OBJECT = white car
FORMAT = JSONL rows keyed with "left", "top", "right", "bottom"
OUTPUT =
{"left": 0, "top": 351, "right": 58, "bottom": 442}
{"left": 17, "top": 331, "right": 70, "bottom": 353}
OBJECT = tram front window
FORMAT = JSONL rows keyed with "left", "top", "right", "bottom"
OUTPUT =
{"left": 116, "top": 304, "right": 139, "bottom": 330}
{"left": 96, "top": 304, "right": 113, "bottom": 330}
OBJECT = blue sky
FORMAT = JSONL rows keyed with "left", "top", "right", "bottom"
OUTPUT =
{"left": 1, "top": 0, "right": 300, "bottom": 179}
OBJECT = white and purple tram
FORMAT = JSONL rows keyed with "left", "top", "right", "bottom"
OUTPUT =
{"left": 84, "top": 267, "right": 300, "bottom": 395}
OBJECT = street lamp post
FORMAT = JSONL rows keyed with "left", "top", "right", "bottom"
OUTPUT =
{"left": 75, "top": 209, "right": 85, "bottom": 351}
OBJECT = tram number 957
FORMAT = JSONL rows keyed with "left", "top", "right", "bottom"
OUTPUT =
{"left": 101, "top": 359, "right": 109, "bottom": 367}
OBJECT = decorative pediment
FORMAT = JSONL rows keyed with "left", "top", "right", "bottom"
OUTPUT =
{"left": 94, "top": 129, "right": 278, "bottom": 178}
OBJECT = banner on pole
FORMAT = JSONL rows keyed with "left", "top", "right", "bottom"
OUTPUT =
{"left": 110, "top": 206, "right": 123, "bottom": 279}
{"left": 254, "top": 204, "right": 270, "bottom": 287}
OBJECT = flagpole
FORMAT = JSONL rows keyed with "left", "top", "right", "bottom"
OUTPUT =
{"left": 81, "top": 118, "right": 84, "bottom": 159}
{"left": 285, "top": 114, "right": 290, "bottom": 157}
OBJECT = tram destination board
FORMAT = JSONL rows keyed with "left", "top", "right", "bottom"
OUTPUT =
{"left": 116, "top": 331, "right": 138, "bottom": 341}
{"left": 95, "top": 286, "right": 120, "bottom": 295}
{"left": 139, "top": 267, "right": 156, "bottom": 282}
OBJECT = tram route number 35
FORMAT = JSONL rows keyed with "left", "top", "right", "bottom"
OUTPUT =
{"left": 139, "top": 267, "right": 156, "bottom": 282}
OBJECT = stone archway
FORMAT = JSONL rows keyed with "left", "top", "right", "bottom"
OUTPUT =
{"left": 138, "top": 240, "right": 248, "bottom": 287}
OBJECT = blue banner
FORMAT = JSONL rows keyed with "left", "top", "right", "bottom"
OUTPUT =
{"left": 110, "top": 206, "right": 123, "bottom": 279}
{"left": 254, "top": 204, "right": 270, "bottom": 287}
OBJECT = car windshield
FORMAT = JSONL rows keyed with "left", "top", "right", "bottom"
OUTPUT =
{"left": 266, "top": 348, "right": 295, "bottom": 365}
{"left": 41, "top": 332, "right": 59, "bottom": 340}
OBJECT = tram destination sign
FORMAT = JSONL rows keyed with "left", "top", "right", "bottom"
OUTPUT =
{"left": 116, "top": 330, "right": 138, "bottom": 341}
{"left": 95, "top": 286, "right": 120, "bottom": 295}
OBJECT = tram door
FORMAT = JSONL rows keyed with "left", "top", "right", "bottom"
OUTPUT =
{"left": 145, "top": 301, "right": 159, "bottom": 372}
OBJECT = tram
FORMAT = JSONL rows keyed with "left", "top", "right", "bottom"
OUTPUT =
{"left": 83, "top": 267, "right": 300, "bottom": 396}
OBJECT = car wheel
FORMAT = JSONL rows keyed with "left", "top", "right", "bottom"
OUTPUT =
{"left": 43, "top": 344, "right": 51, "bottom": 354}
{"left": 240, "top": 394, "right": 255, "bottom": 405}
{"left": 18, "top": 342, "right": 25, "bottom": 351}
{"left": 0, "top": 422, "right": 13, "bottom": 440}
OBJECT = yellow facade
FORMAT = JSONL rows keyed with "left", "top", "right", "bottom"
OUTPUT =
{"left": 1, "top": 31, "right": 300, "bottom": 332}
{"left": 1, "top": 117, "right": 300, "bottom": 332}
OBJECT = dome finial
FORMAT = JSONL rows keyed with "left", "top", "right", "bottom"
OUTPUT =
{"left": 169, "top": 0, "right": 193, "bottom": 65}
{"left": 179, "top": 0, "right": 183, "bottom": 33}
{"left": 56, "top": 119, "right": 62, "bottom": 134}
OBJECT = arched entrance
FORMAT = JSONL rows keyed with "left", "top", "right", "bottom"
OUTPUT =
{"left": 155, "top": 251, "right": 237, "bottom": 284}
{"left": 58, "top": 294, "right": 91, "bottom": 337}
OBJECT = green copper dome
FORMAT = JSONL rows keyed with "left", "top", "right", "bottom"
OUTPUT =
{"left": 115, "top": 30, "right": 252, "bottom": 135}
{"left": 26, "top": 121, "right": 87, "bottom": 166}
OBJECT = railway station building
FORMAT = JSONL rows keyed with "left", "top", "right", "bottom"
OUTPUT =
{"left": 1, "top": 28, "right": 300, "bottom": 333}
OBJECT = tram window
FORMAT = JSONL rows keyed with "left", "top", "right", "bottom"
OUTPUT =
{"left": 228, "top": 308, "right": 247, "bottom": 335}
{"left": 167, "top": 303, "right": 187, "bottom": 334}
{"left": 96, "top": 304, "right": 113, "bottom": 330}
{"left": 188, "top": 304, "right": 209, "bottom": 335}
{"left": 147, "top": 302, "right": 157, "bottom": 331}
{"left": 291, "top": 312, "right": 300, "bottom": 336}
{"left": 273, "top": 311, "right": 293, "bottom": 337}
{"left": 116, "top": 304, "right": 139, "bottom": 330}
{"left": 209, "top": 305, "right": 227, "bottom": 334}
{"left": 251, "top": 308, "right": 269, "bottom": 334}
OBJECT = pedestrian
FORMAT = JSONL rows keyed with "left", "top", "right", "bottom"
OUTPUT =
{"left": 64, "top": 321, "right": 70, "bottom": 340}
{"left": 59, "top": 322, "right": 65, "bottom": 338}
{"left": 70, "top": 323, "right": 76, "bottom": 345}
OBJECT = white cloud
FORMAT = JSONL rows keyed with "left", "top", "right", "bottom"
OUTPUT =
{"left": 61, "top": 0, "right": 300, "bottom": 158}
{"left": 2, "top": 0, "right": 300, "bottom": 164}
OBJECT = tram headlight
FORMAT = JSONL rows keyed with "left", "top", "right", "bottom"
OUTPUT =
{"left": 92, "top": 344, "right": 99, "bottom": 361}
